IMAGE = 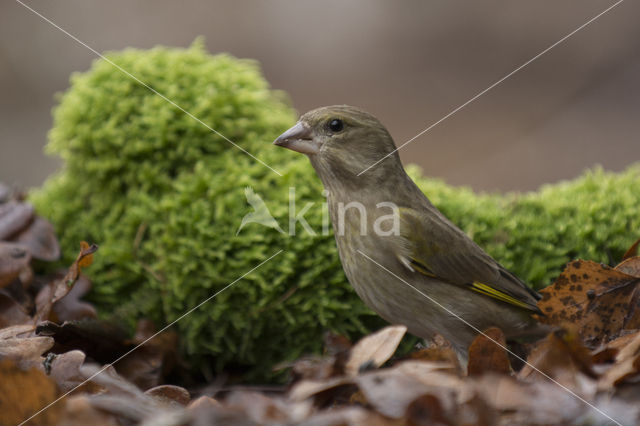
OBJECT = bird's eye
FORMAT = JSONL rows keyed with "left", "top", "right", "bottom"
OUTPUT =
{"left": 328, "top": 119, "right": 344, "bottom": 133}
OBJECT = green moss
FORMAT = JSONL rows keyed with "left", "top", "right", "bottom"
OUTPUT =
{"left": 31, "top": 42, "right": 640, "bottom": 380}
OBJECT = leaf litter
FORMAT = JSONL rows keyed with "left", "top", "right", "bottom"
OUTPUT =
{"left": 1, "top": 185, "right": 640, "bottom": 425}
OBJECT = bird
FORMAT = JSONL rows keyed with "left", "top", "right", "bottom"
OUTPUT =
{"left": 236, "top": 186, "right": 284, "bottom": 235}
{"left": 274, "top": 105, "right": 545, "bottom": 359}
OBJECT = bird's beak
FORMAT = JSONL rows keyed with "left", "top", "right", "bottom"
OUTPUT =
{"left": 273, "top": 122, "right": 320, "bottom": 155}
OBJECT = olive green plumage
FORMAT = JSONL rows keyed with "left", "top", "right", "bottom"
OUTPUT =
{"left": 274, "top": 105, "right": 543, "bottom": 354}
{"left": 30, "top": 42, "right": 640, "bottom": 379}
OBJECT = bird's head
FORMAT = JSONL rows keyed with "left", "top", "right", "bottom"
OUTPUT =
{"left": 274, "top": 105, "right": 403, "bottom": 190}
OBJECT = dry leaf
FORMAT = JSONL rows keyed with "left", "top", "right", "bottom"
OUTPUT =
{"left": 622, "top": 238, "right": 640, "bottom": 261}
{"left": 404, "top": 394, "right": 453, "bottom": 426}
{"left": 61, "top": 395, "right": 119, "bottom": 426}
{"left": 354, "top": 363, "right": 457, "bottom": 419}
{"left": 12, "top": 216, "right": 61, "bottom": 262}
{"left": 0, "top": 335, "right": 54, "bottom": 370}
{"left": 35, "top": 242, "right": 98, "bottom": 322}
{"left": 52, "top": 276, "right": 97, "bottom": 322}
{"left": 0, "top": 358, "right": 63, "bottom": 425}
{"left": 404, "top": 347, "right": 461, "bottom": 372}
{"left": 289, "top": 376, "right": 353, "bottom": 402}
{"left": 47, "top": 350, "right": 88, "bottom": 393}
{"left": 145, "top": 384, "right": 191, "bottom": 407}
{"left": 187, "top": 395, "right": 222, "bottom": 411}
{"left": 467, "top": 327, "right": 511, "bottom": 376}
{"left": 344, "top": 325, "right": 406, "bottom": 376}
{"left": 0, "top": 324, "right": 34, "bottom": 340}
{"left": 0, "top": 201, "right": 34, "bottom": 240}
{"left": 0, "top": 289, "right": 31, "bottom": 327}
{"left": 282, "top": 355, "right": 338, "bottom": 383}
{"left": 598, "top": 331, "right": 640, "bottom": 390}
{"left": 616, "top": 256, "right": 640, "bottom": 278}
{"left": 519, "top": 329, "right": 596, "bottom": 393}
{"left": 471, "top": 375, "right": 586, "bottom": 425}
{"left": 537, "top": 260, "right": 640, "bottom": 346}
{"left": 35, "top": 319, "right": 129, "bottom": 365}
{"left": 0, "top": 241, "right": 31, "bottom": 288}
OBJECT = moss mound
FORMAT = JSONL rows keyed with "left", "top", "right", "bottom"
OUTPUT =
{"left": 31, "top": 42, "right": 640, "bottom": 380}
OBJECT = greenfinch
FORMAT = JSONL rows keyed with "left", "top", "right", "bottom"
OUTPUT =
{"left": 274, "top": 105, "right": 544, "bottom": 358}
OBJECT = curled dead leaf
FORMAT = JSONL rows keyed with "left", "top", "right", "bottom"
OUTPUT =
{"left": 35, "top": 241, "right": 98, "bottom": 322}
{"left": 345, "top": 325, "right": 407, "bottom": 376}
{"left": 622, "top": 238, "right": 640, "bottom": 261}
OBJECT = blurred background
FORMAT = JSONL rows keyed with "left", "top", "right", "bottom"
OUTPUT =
{"left": 1, "top": 0, "right": 638, "bottom": 192}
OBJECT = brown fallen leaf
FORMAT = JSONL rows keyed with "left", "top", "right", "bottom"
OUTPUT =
{"left": 0, "top": 288, "right": 31, "bottom": 327}
{"left": 0, "top": 324, "right": 34, "bottom": 339}
{"left": 0, "top": 241, "right": 31, "bottom": 288}
{"left": 344, "top": 325, "right": 407, "bottom": 376}
{"left": 289, "top": 375, "right": 354, "bottom": 403}
{"left": 537, "top": 260, "right": 640, "bottom": 347}
{"left": 47, "top": 350, "right": 89, "bottom": 393}
{"left": 12, "top": 216, "right": 61, "bottom": 262}
{"left": 622, "top": 238, "right": 640, "bottom": 261}
{"left": 405, "top": 346, "right": 460, "bottom": 366}
{"left": 323, "top": 331, "right": 353, "bottom": 355}
{"left": 616, "top": 256, "right": 640, "bottom": 278}
{"left": 0, "top": 335, "right": 54, "bottom": 370}
{"left": 598, "top": 331, "right": 640, "bottom": 390}
{"left": 187, "top": 395, "right": 222, "bottom": 411}
{"left": 145, "top": 384, "right": 191, "bottom": 407}
{"left": 353, "top": 361, "right": 463, "bottom": 419}
{"left": 519, "top": 329, "right": 596, "bottom": 393}
{"left": 224, "top": 390, "right": 312, "bottom": 424}
{"left": 471, "top": 374, "right": 588, "bottom": 425}
{"left": 76, "top": 363, "right": 172, "bottom": 423}
{"left": 0, "top": 358, "right": 63, "bottom": 426}
{"left": 0, "top": 201, "right": 34, "bottom": 240}
{"left": 467, "top": 327, "right": 511, "bottom": 376}
{"left": 281, "top": 355, "right": 338, "bottom": 383}
{"left": 592, "top": 331, "right": 640, "bottom": 365}
{"left": 404, "top": 393, "right": 454, "bottom": 426}
{"left": 281, "top": 333, "right": 353, "bottom": 383}
{"left": 52, "top": 276, "right": 97, "bottom": 322}
{"left": 61, "top": 395, "right": 119, "bottom": 426}
{"left": 35, "top": 241, "right": 98, "bottom": 322}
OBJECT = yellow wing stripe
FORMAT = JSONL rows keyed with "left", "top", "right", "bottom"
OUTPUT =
{"left": 409, "top": 259, "right": 437, "bottom": 278}
{"left": 470, "top": 282, "right": 534, "bottom": 310}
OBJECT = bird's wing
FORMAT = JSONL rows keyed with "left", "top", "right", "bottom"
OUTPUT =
{"left": 394, "top": 207, "right": 541, "bottom": 313}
